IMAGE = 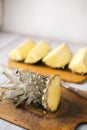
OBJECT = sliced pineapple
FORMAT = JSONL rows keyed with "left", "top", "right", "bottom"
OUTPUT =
{"left": 42, "top": 43, "right": 72, "bottom": 68}
{"left": 9, "top": 39, "right": 35, "bottom": 61}
{"left": 25, "top": 40, "right": 51, "bottom": 64}
{"left": 68, "top": 47, "right": 87, "bottom": 74}
{"left": 42, "top": 75, "right": 61, "bottom": 111}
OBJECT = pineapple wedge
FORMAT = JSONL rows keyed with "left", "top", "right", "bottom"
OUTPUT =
{"left": 9, "top": 39, "right": 35, "bottom": 61}
{"left": 25, "top": 40, "right": 51, "bottom": 64}
{"left": 42, "top": 43, "right": 72, "bottom": 68}
{"left": 68, "top": 47, "right": 87, "bottom": 74}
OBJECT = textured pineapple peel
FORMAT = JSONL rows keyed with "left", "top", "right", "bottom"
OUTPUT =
{"left": 0, "top": 66, "right": 61, "bottom": 112}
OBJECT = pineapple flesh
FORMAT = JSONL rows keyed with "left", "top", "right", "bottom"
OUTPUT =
{"left": 9, "top": 39, "right": 35, "bottom": 61}
{"left": 0, "top": 66, "right": 61, "bottom": 112}
{"left": 68, "top": 47, "right": 87, "bottom": 74}
{"left": 42, "top": 75, "right": 61, "bottom": 111}
{"left": 42, "top": 43, "right": 72, "bottom": 68}
{"left": 25, "top": 40, "right": 51, "bottom": 64}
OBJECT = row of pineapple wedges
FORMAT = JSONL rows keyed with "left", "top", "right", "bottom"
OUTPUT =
{"left": 9, "top": 39, "right": 87, "bottom": 74}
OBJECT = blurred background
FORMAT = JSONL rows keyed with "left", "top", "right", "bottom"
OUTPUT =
{"left": 0, "top": 0, "right": 87, "bottom": 45}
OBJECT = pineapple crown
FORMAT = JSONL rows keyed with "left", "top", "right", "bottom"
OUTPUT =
{"left": 0, "top": 66, "right": 49, "bottom": 106}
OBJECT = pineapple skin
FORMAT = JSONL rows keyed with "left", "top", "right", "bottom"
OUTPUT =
{"left": 9, "top": 39, "right": 35, "bottom": 61}
{"left": 25, "top": 40, "right": 51, "bottom": 64}
{"left": 69, "top": 47, "right": 87, "bottom": 74}
{"left": 42, "top": 43, "right": 72, "bottom": 68}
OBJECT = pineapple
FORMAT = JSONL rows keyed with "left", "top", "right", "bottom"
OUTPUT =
{"left": 68, "top": 47, "right": 87, "bottom": 74}
{"left": 9, "top": 39, "right": 35, "bottom": 61}
{"left": 0, "top": 66, "right": 61, "bottom": 112}
{"left": 42, "top": 43, "right": 72, "bottom": 68}
{"left": 42, "top": 75, "right": 61, "bottom": 111}
{"left": 25, "top": 40, "right": 51, "bottom": 64}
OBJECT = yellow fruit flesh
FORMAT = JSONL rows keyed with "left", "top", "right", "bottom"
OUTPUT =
{"left": 43, "top": 43, "right": 72, "bottom": 68}
{"left": 69, "top": 47, "right": 87, "bottom": 74}
{"left": 9, "top": 39, "right": 35, "bottom": 61}
{"left": 47, "top": 75, "right": 61, "bottom": 111}
{"left": 9, "top": 48, "right": 22, "bottom": 61}
{"left": 25, "top": 40, "right": 51, "bottom": 63}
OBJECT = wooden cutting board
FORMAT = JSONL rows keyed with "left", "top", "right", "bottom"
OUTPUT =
{"left": 8, "top": 59, "right": 87, "bottom": 83}
{"left": 0, "top": 87, "right": 87, "bottom": 130}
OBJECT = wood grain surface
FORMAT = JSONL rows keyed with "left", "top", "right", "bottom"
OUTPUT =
{"left": 0, "top": 87, "right": 87, "bottom": 130}
{"left": 8, "top": 59, "right": 87, "bottom": 83}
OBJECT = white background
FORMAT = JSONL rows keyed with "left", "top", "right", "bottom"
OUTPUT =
{"left": 0, "top": 0, "right": 2, "bottom": 28}
{"left": 1, "top": 0, "right": 87, "bottom": 44}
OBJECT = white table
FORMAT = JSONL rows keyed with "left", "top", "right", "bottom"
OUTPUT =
{"left": 0, "top": 32, "right": 87, "bottom": 130}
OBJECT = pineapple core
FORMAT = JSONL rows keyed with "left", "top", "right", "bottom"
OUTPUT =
{"left": 47, "top": 75, "right": 61, "bottom": 111}
{"left": 9, "top": 39, "right": 35, "bottom": 61}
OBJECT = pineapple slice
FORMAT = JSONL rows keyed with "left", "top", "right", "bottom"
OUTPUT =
{"left": 68, "top": 47, "right": 87, "bottom": 74}
{"left": 9, "top": 39, "right": 35, "bottom": 61}
{"left": 25, "top": 40, "right": 51, "bottom": 64}
{"left": 42, "top": 43, "right": 72, "bottom": 68}
{"left": 42, "top": 75, "right": 61, "bottom": 111}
